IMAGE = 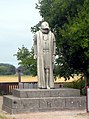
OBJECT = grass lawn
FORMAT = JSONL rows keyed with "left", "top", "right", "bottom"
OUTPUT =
{"left": 0, "top": 114, "right": 14, "bottom": 119}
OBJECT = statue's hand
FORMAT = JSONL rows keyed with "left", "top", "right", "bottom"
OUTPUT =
{"left": 34, "top": 55, "right": 37, "bottom": 59}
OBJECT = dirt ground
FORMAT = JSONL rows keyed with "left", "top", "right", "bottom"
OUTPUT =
{"left": 0, "top": 96, "right": 89, "bottom": 119}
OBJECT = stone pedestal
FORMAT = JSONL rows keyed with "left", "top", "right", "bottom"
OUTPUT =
{"left": 2, "top": 88, "right": 86, "bottom": 114}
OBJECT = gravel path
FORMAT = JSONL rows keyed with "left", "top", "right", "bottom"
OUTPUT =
{"left": 0, "top": 96, "right": 89, "bottom": 119}
{"left": 8, "top": 110, "right": 89, "bottom": 119}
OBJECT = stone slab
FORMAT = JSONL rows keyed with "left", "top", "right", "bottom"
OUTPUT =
{"left": 2, "top": 95, "right": 86, "bottom": 114}
{"left": 23, "top": 83, "right": 29, "bottom": 89}
{"left": 13, "top": 88, "right": 80, "bottom": 98}
{"left": 18, "top": 83, "right": 23, "bottom": 89}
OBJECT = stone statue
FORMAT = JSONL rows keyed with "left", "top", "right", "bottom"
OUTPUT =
{"left": 33, "top": 21, "right": 56, "bottom": 89}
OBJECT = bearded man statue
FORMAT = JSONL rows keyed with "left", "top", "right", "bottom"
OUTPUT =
{"left": 33, "top": 21, "right": 56, "bottom": 89}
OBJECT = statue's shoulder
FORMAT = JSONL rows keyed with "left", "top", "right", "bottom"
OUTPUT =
{"left": 49, "top": 31, "right": 55, "bottom": 37}
{"left": 34, "top": 30, "right": 41, "bottom": 40}
{"left": 36, "top": 30, "right": 42, "bottom": 35}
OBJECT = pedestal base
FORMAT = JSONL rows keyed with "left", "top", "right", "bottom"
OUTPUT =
{"left": 2, "top": 88, "right": 86, "bottom": 114}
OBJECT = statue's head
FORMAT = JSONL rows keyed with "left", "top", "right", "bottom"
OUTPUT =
{"left": 40, "top": 21, "right": 50, "bottom": 34}
{"left": 41, "top": 21, "right": 49, "bottom": 30}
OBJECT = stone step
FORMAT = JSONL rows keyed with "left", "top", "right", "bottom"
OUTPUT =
{"left": 13, "top": 88, "right": 80, "bottom": 98}
{"left": 2, "top": 95, "right": 86, "bottom": 114}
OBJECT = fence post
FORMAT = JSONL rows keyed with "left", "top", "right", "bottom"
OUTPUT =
{"left": 86, "top": 86, "right": 89, "bottom": 112}
{"left": 18, "top": 69, "right": 23, "bottom": 89}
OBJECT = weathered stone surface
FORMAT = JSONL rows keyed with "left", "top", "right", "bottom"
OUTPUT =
{"left": 65, "top": 97, "right": 86, "bottom": 109}
{"left": 3, "top": 95, "right": 39, "bottom": 109}
{"left": 2, "top": 96, "right": 86, "bottom": 114}
{"left": 23, "top": 83, "right": 29, "bottom": 89}
{"left": 13, "top": 88, "right": 80, "bottom": 98}
{"left": 18, "top": 83, "right": 23, "bottom": 89}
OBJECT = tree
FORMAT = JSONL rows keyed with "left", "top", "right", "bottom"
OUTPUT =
{"left": 0, "top": 63, "right": 16, "bottom": 75}
{"left": 14, "top": 45, "right": 37, "bottom": 76}
{"left": 59, "top": 0, "right": 89, "bottom": 84}
{"left": 15, "top": 0, "right": 89, "bottom": 85}
{"left": 33, "top": 0, "right": 89, "bottom": 85}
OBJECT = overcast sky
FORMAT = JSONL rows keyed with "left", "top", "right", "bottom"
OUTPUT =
{"left": 0, "top": 0, "right": 41, "bottom": 67}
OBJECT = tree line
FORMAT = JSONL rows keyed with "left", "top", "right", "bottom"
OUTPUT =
{"left": 0, "top": 63, "right": 31, "bottom": 75}
{"left": 15, "top": 0, "right": 89, "bottom": 85}
{"left": 0, "top": 63, "right": 16, "bottom": 75}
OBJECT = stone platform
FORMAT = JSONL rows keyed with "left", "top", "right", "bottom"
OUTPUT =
{"left": 2, "top": 88, "right": 86, "bottom": 114}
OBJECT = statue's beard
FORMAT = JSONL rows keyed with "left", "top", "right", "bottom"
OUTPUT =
{"left": 41, "top": 29, "right": 49, "bottom": 34}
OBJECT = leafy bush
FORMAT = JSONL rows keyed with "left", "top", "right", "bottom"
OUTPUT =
{"left": 64, "top": 78, "right": 86, "bottom": 95}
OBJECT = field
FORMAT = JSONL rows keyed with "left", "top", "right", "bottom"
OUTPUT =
{"left": 0, "top": 75, "right": 80, "bottom": 83}
{"left": 0, "top": 75, "right": 37, "bottom": 83}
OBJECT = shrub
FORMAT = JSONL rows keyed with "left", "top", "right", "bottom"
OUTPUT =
{"left": 64, "top": 79, "right": 86, "bottom": 95}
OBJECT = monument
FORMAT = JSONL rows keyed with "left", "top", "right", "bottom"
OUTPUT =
{"left": 33, "top": 21, "right": 56, "bottom": 89}
{"left": 2, "top": 22, "right": 86, "bottom": 114}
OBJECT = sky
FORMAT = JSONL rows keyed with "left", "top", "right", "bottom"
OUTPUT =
{"left": 0, "top": 0, "right": 41, "bottom": 67}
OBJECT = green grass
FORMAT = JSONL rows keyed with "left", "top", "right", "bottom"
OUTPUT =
{"left": 0, "top": 115, "right": 9, "bottom": 119}
{"left": 0, "top": 114, "right": 15, "bottom": 119}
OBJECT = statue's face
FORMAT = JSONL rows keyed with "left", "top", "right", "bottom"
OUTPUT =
{"left": 41, "top": 21, "right": 49, "bottom": 30}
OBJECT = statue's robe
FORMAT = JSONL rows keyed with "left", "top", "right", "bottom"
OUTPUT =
{"left": 34, "top": 30, "right": 56, "bottom": 88}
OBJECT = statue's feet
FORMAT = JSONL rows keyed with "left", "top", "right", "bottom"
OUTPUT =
{"left": 50, "top": 87, "right": 55, "bottom": 89}
{"left": 47, "top": 86, "right": 50, "bottom": 89}
{"left": 38, "top": 87, "right": 42, "bottom": 89}
{"left": 47, "top": 86, "right": 55, "bottom": 89}
{"left": 38, "top": 87, "right": 47, "bottom": 89}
